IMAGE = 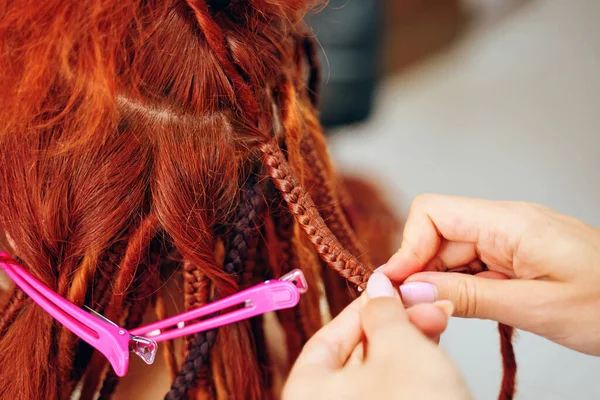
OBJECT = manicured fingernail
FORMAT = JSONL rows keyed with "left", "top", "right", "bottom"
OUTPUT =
{"left": 374, "top": 264, "right": 386, "bottom": 273}
{"left": 399, "top": 282, "right": 437, "bottom": 306}
{"left": 367, "top": 272, "right": 395, "bottom": 298}
{"left": 433, "top": 300, "right": 454, "bottom": 318}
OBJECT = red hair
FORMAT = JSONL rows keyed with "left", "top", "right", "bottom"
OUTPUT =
{"left": 0, "top": 0, "right": 515, "bottom": 399}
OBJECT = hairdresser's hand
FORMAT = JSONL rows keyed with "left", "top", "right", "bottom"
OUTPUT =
{"left": 380, "top": 194, "right": 600, "bottom": 356}
{"left": 283, "top": 273, "right": 471, "bottom": 400}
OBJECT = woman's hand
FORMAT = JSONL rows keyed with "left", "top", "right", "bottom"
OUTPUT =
{"left": 282, "top": 273, "right": 471, "bottom": 400}
{"left": 380, "top": 194, "right": 600, "bottom": 356}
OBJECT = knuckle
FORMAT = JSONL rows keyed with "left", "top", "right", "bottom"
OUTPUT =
{"left": 508, "top": 202, "right": 551, "bottom": 244}
{"left": 514, "top": 202, "right": 546, "bottom": 226}
{"left": 402, "top": 237, "right": 428, "bottom": 266}
{"left": 453, "top": 278, "right": 478, "bottom": 317}
{"left": 304, "top": 333, "right": 342, "bottom": 364}
{"left": 426, "top": 256, "right": 446, "bottom": 272}
{"left": 413, "top": 193, "right": 435, "bottom": 209}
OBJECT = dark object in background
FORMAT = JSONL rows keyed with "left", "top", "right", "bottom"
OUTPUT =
{"left": 305, "top": 1, "right": 382, "bottom": 129}
{"left": 306, "top": 0, "right": 465, "bottom": 131}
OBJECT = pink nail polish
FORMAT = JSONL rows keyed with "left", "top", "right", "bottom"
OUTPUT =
{"left": 367, "top": 272, "right": 395, "bottom": 298}
{"left": 399, "top": 282, "right": 437, "bottom": 306}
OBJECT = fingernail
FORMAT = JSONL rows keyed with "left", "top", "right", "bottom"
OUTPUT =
{"left": 399, "top": 282, "right": 437, "bottom": 306}
{"left": 374, "top": 264, "right": 386, "bottom": 273}
{"left": 367, "top": 272, "right": 395, "bottom": 298}
{"left": 433, "top": 300, "right": 454, "bottom": 318}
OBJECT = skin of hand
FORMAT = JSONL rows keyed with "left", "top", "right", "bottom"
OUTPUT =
{"left": 282, "top": 272, "right": 472, "bottom": 400}
{"left": 380, "top": 194, "right": 600, "bottom": 356}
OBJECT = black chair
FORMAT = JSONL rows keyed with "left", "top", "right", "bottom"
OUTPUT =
{"left": 306, "top": 0, "right": 383, "bottom": 129}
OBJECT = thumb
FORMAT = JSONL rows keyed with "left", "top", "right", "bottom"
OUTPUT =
{"left": 361, "top": 273, "right": 437, "bottom": 360}
{"left": 400, "top": 271, "right": 557, "bottom": 331}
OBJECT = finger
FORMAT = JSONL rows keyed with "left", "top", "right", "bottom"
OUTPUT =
{"left": 423, "top": 241, "right": 478, "bottom": 272}
{"left": 291, "top": 297, "right": 362, "bottom": 375}
{"left": 380, "top": 194, "right": 523, "bottom": 282}
{"left": 476, "top": 270, "right": 510, "bottom": 279}
{"left": 346, "top": 341, "right": 365, "bottom": 366}
{"left": 406, "top": 301, "right": 453, "bottom": 340}
{"left": 346, "top": 303, "right": 451, "bottom": 365}
{"left": 400, "top": 271, "right": 564, "bottom": 332}
{"left": 361, "top": 273, "right": 435, "bottom": 360}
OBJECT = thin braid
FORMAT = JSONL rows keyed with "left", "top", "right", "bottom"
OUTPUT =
{"left": 241, "top": 185, "right": 267, "bottom": 285}
{"left": 301, "top": 134, "right": 371, "bottom": 266}
{"left": 498, "top": 324, "right": 517, "bottom": 400}
{"left": 167, "top": 182, "right": 266, "bottom": 399}
{"left": 0, "top": 288, "right": 26, "bottom": 336}
{"left": 224, "top": 183, "right": 266, "bottom": 282}
{"left": 300, "top": 134, "right": 361, "bottom": 316}
{"left": 259, "top": 140, "right": 370, "bottom": 289}
{"left": 166, "top": 272, "right": 215, "bottom": 400}
{"left": 183, "top": 260, "right": 207, "bottom": 312}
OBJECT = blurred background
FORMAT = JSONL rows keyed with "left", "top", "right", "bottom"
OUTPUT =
{"left": 306, "top": 0, "right": 600, "bottom": 399}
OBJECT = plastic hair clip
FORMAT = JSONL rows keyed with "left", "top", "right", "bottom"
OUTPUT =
{"left": 0, "top": 252, "right": 307, "bottom": 377}
{"left": 130, "top": 269, "right": 307, "bottom": 341}
{"left": 0, "top": 253, "right": 151, "bottom": 377}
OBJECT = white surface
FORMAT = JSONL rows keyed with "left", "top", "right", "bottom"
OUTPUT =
{"left": 327, "top": 0, "right": 600, "bottom": 398}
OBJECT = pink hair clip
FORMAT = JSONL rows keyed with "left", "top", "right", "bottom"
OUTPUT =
{"left": 0, "top": 252, "right": 307, "bottom": 377}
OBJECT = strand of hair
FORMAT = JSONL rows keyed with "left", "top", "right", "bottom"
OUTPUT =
{"left": 498, "top": 323, "right": 517, "bottom": 400}
{"left": 155, "top": 288, "right": 179, "bottom": 382}
{"left": 168, "top": 180, "right": 266, "bottom": 398}
{"left": 259, "top": 140, "right": 371, "bottom": 290}
{"left": 0, "top": 288, "right": 26, "bottom": 337}
{"left": 184, "top": 0, "right": 261, "bottom": 125}
{"left": 166, "top": 271, "right": 215, "bottom": 400}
